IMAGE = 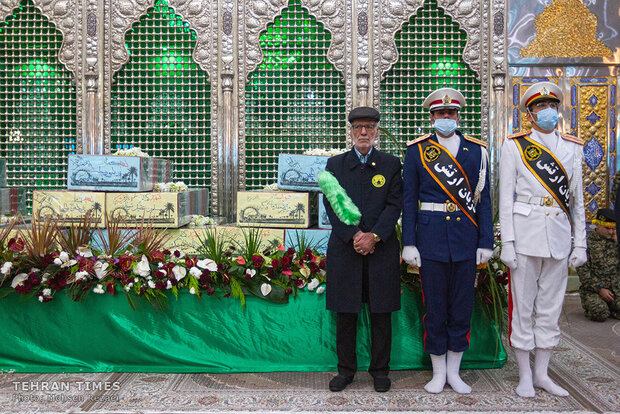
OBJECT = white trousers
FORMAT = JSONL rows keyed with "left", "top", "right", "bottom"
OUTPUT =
{"left": 509, "top": 254, "right": 568, "bottom": 351}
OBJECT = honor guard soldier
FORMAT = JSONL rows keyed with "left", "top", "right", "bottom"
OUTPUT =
{"left": 499, "top": 81, "right": 587, "bottom": 398}
{"left": 323, "top": 107, "right": 403, "bottom": 393}
{"left": 401, "top": 88, "right": 493, "bottom": 394}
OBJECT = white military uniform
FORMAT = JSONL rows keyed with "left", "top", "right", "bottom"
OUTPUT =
{"left": 499, "top": 128, "right": 586, "bottom": 350}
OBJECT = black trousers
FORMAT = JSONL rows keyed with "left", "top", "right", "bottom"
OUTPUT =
{"left": 335, "top": 256, "right": 392, "bottom": 378}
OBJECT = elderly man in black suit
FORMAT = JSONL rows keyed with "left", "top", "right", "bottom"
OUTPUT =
{"left": 323, "top": 107, "right": 403, "bottom": 393}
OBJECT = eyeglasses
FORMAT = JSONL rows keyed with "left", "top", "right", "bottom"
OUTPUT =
{"left": 533, "top": 101, "right": 559, "bottom": 110}
{"left": 352, "top": 123, "right": 377, "bottom": 131}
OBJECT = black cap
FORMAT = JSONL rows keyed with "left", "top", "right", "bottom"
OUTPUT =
{"left": 594, "top": 208, "right": 615, "bottom": 226}
{"left": 348, "top": 107, "right": 380, "bottom": 123}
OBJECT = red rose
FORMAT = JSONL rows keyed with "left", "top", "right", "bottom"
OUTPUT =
{"left": 154, "top": 270, "right": 166, "bottom": 279}
{"left": 303, "top": 248, "right": 312, "bottom": 260}
{"left": 271, "top": 259, "right": 280, "bottom": 268}
{"left": 173, "top": 250, "right": 181, "bottom": 258}
{"left": 286, "top": 248, "right": 296, "bottom": 256}
{"left": 155, "top": 281, "right": 166, "bottom": 290}
{"left": 105, "top": 282, "right": 117, "bottom": 295}
{"left": 267, "top": 268, "right": 274, "bottom": 277}
{"left": 281, "top": 256, "right": 291, "bottom": 266}
{"left": 319, "top": 258, "right": 326, "bottom": 270}
{"left": 309, "top": 262, "right": 320, "bottom": 274}
{"left": 251, "top": 254, "right": 264, "bottom": 268}
{"left": 162, "top": 249, "right": 171, "bottom": 255}
{"left": 294, "top": 278, "right": 306, "bottom": 288}
{"left": 8, "top": 238, "right": 24, "bottom": 252}
{"left": 118, "top": 254, "right": 134, "bottom": 272}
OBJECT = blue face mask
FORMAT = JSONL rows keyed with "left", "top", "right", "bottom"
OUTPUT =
{"left": 533, "top": 107, "right": 559, "bottom": 131}
{"left": 433, "top": 118, "right": 458, "bottom": 136}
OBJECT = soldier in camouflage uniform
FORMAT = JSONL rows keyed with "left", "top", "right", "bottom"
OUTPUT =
{"left": 576, "top": 208, "right": 620, "bottom": 321}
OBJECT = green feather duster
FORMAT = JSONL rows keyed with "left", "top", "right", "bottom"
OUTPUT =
{"left": 318, "top": 171, "right": 361, "bottom": 226}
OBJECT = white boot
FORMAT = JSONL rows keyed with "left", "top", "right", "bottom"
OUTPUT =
{"left": 446, "top": 351, "right": 471, "bottom": 394}
{"left": 533, "top": 348, "right": 569, "bottom": 396}
{"left": 514, "top": 349, "right": 535, "bottom": 398}
{"left": 424, "top": 353, "right": 446, "bottom": 393}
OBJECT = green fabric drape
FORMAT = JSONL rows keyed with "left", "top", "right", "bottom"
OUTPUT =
{"left": 0, "top": 288, "right": 505, "bottom": 373}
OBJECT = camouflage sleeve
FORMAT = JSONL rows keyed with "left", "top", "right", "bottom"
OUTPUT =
{"left": 612, "top": 170, "right": 620, "bottom": 205}
{"left": 577, "top": 236, "right": 606, "bottom": 293}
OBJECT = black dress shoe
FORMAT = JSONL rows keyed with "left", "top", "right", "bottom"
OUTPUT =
{"left": 374, "top": 376, "right": 391, "bottom": 392}
{"left": 329, "top": 374, "right": 353, "bottom": 391}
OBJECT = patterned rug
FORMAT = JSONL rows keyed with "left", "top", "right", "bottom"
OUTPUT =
{"left": 0, "top": 330, "right": 617, "bottom": 413}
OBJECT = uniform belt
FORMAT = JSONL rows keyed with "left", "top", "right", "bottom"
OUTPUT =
{"left": 420, "top": 201, "right": 460, "bottom": 213}
{"left": 515, "top": 194, "right": 558, "bottom": 208}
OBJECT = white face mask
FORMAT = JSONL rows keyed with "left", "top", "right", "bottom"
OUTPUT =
{"left": 433, "top": 118, "right": 458, "bottom": 136}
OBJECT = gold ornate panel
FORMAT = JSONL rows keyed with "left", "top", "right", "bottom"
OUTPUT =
{"left": 571, "top": 78, "right": 617, "bottom": 220}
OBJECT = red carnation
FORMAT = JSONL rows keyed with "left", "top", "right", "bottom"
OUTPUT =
{"left": 8, "top": 238, "right": 24, "bottom": 252}
{"left": 286, "top": 247, "right": 296, "bottom": 256}
{"left": 14, "top": 280, "right": 33, "bottom": 294}
{"left": 48, "top": 273, "right": 68, "bottom": 291}
{"left": 162, "top": 249, "right": 171, "bottom": 255}
{"left": 28, "top": 272, "right": 41, "bottom": 286}
{"left": 251, "top": 254, "right": 264, "bottom": 268}
{"left": 281, "top": 256, "right": 291, "bottom": 266}
{"left": 271, "top": 259, "right": 280, "bottom": 268}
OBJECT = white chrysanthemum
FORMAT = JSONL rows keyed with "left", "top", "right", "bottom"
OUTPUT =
{"left": 74, "top": 271, "right": 89, "bottom": 281}
{"left": 316, "top": 286, "right": 325, "bottom": 294}
{"left": 307, "top": 278, "right": 320, "bottom": 291}
{"left": 148, "top": 280, "right": 156, "bottom": 289}
{"left": 42, "top": 288, "right": 51, "bottom": 296}
{"left": 1, "top": 262, "right": 12, "bottom": 275}
{"left": 93, "top": 284, "right": 105, "bottom": 294}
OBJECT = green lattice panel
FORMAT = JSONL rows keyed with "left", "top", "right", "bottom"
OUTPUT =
{"left": 110, "top": 0, "right": 211, "bottom": 188}
{"left": 380, "top": 0, "right": 482, "bottom": 158}
{"left": 244, "top": 0, "right": 346, "bottom": 190}
{"left": 0, "top": 0, "right": 77, "bottom": 214}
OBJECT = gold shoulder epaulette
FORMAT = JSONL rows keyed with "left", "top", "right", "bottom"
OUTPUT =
{"left": 561, "top": 133, "right": 585, "bottom": 146}
{"left": 507, "top": 131, "right": 530, "bottom": 139}
{"left": 463, "top": 135, "right": 487, "bottom": 148}
{"left": 406, "top": 133, "right": 430, "bottom": 146}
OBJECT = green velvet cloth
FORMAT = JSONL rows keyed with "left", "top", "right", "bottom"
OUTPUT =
{"left": 0, "top": 288, "right": 505, "bottom": 373}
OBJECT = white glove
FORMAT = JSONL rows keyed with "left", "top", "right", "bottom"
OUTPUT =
{"left": 500, "top": 241, "right": 518, "bottom": 269}
{"left": 568, "top": 246, "right": 587, "bottom": 268}
{"left": 476, "top": 248, "right": 493, "bottom": 265}
{"left": 402, "top": 245, "right": 421, "bottom": 267}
